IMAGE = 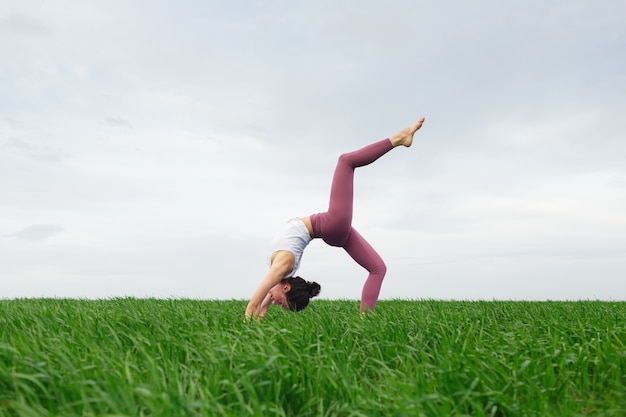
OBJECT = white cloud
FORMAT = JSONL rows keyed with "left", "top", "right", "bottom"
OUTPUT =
{"left": 8, "top": 224, "right": 64, "bottom": 242}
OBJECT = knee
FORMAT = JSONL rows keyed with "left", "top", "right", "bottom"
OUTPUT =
{"left": 381, "top": 261, "right": 387, "bottom": 277}
{"left": 337, "top": 153, "right": 351, "bottom": 165}
{"left": 375, "top": 260, "right": 387, "bottom": 278}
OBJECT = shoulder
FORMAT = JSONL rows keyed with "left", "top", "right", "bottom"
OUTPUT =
{"left": 270, "top": 250, "right": 295, "bottom": 271}
{"left": 271, "top": 250, "right": 295, "bottom": 264}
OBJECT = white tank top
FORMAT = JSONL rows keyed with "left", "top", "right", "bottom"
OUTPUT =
{"left": 267, "top": 217, "right": 313, "bottom": 277}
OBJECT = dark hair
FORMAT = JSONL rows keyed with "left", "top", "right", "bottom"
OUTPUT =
{"left": 284, "top": 276, "right": 321, "bottom": 312}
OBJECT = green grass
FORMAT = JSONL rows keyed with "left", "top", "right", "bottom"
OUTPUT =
{"left": 1, "top": 299, "right": 625, "bottom": 416}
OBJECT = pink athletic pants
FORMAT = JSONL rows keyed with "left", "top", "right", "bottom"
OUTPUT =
{"left": 310, "top": 138, "right": 393, "bottom": 312}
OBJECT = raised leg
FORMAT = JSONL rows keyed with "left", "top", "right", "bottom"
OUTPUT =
{"left": 322, "top": 139, "right": 394, "bottom": 244}
{"left": 310, "top": 117, "right": 426, "bottom": 246}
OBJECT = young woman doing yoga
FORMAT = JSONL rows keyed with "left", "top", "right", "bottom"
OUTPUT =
{"left": 245, "top": 117, "right": 426, "bottom": 319}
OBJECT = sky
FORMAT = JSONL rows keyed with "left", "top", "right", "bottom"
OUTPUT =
{"left": 1, "top": 0, "right": 625, "bottom": 302}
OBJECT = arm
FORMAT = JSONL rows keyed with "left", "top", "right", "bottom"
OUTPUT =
{"left": 245, "top": 251, "right": 294, "bottom": 320}
{"left": 258, "top": 293, "right": 272, "bottom": 318}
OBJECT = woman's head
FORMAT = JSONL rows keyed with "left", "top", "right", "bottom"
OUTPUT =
{"left": 286, "top": 276, "right": 321, "bottom": 311}
{"left": 280, "top": 276, "right": 321, "bottom": 312}
{"left": 268, "top": 276, "right": 321, "bottom": 311}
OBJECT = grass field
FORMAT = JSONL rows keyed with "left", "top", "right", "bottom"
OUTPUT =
{"left": 1, "top": 299, "right": 625, "bottom": 416}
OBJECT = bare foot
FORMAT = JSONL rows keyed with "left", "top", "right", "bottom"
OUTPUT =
{"left": 390, "top": 117, "right": 425, "bottom": 147}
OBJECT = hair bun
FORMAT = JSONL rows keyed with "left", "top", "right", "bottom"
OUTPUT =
{"left": 306, "top": 281, "right": 321, "bottom": 298}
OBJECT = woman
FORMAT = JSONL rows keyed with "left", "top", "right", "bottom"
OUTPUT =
{"left": 245, "top": 117, "right": 426, "bottom": 319}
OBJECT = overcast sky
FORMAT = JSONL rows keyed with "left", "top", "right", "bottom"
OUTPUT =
{"left": 2, "top": 0, "right": 625, "bottom": 301}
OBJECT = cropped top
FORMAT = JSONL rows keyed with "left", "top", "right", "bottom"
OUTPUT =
{"left": 267, "top": 217, "right": 313, "bottom": 277}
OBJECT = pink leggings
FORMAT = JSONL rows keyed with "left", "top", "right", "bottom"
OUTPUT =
{"left": 310, "top": 138, "right": 393, "bottom": 312}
